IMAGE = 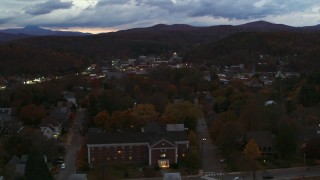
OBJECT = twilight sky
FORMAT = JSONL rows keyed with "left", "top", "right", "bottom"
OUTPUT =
{"left": 1, "top": 0, "right": 320, "bottom": 34}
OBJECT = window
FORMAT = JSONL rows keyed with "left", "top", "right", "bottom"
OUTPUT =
{"left": 161, "top": 149, "right": 166, "bottom": 152}
{"left": 160, "top": 153, "right": 166, "bottom": 158}
{"left": 158, "top": 160, "right": 169, "bottom": 168}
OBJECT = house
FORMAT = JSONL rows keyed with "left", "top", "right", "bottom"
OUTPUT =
{"left": 2, "top": 119, "right": 23, "bottom": 135}
{"left": 40, "top": 116, "right": 62, "bottom": 139}
{"left": 166, "top": 124, "right": 185, "bottom": 132}
{"left": 5, "top": 155, "right": 28, "bottom": 179}
{"left": 87, "top": 124, "right": 189, "bottom": 168}
{"left": 0, "top": 108, "right": 12, "bottom": 131}
{"left": 48, "top": 105, "right": 70, "bottom": 132}
{"left": 246, "top": 75, "right": 263, "bottom": 91}
{"left": 63, "top": 91, "right": 77, "bottom": 106}
{"left": 246, "top": 131, "right": 274, "bottom": 156}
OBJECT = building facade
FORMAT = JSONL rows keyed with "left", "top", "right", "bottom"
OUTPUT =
{"left": 87, "top": 129, "right": 189, "bottom": 168}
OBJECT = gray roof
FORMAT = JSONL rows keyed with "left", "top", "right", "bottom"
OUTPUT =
{"left": 0, "top": 108, "right": 11, "bottom": 115}
{"left": 87, "top": 128, "right": 188, "bottom": 145}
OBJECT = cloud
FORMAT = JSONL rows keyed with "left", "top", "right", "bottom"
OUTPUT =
{"left": 24, "top": 0, "right": 73, "bottom": 15}
{"left": 1, "top": 0, "right": 320, "bottom": 31}
{"left": 50, "top": 0, "right": 320, "bottom": 28}
{"left": 172, "top": 0, "right": 318, "bottom": 20}
{"left": 96, "top": 0, "right": 131, "bottom": 6}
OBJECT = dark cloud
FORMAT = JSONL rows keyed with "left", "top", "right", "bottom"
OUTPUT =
{"left": 135, "top": 0, "right": 174, "bottom": 8}
{"left": 4, "top": 0, "right": 319, "bottom": 31}
{"left": 24, "top": 0, "right": 73, "bottom": 15}
{"left": 178, "top": 0, "right": 317, "bottom": 20}
{"left": 96, "top": 0, "right": 131, "bottom": 6}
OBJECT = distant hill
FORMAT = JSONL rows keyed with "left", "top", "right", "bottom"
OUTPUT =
{"left": 1, "top": 21, "right": 320, "bottom": 75}
{"left": 0, "top": 26, "right": 90, "bottom": 42}
{"left": 183, "top": 31, "right": 320, "bottom": 71}
{"left": 237, "top": 20, "right": 295, "bottom": 31}
{"left": 0, "top": 32, "right": 32, "bottom": 43}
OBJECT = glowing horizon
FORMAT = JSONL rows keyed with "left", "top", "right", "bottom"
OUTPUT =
{"left": 50, "top": 27, "right": 118, "bottom": 34}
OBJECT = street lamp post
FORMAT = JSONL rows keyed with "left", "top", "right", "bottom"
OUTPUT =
{"left": 302, "top": 143, "right": 306, "bottom": 178}
{"left": 201, "top": 138, "right": 207, "bottom": 169}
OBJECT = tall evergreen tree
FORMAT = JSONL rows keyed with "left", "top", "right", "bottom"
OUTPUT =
{"left": 24, "top": 151, "right": 53, "bottom": 180}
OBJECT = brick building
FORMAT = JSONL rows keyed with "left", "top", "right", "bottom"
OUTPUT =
{"left": 87, "top": 126, "right": 189, "bottom": 168}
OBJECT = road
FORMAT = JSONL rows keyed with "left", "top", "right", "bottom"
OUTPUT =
{"left": 218, "top": 166, "right": 320, "bottom": 180}
{"left": 195, "top": 118, "right": 320, "bottom": 180}
{"left": 197, "top": 118, "right": 224, "bottom": 178}
{"left": 57, "top": 108, "right": 85, "bottom": 180}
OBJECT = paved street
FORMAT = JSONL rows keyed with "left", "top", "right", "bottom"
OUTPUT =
{"left": 57, "top": 108, "right": 85, "bottom": 180}
{"left": 197, "top": 118, "right": 224, "bottom": 176}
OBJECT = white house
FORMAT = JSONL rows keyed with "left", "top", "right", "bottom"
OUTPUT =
{"left": 40, "top": 117, "right": 62, "bottom": 139}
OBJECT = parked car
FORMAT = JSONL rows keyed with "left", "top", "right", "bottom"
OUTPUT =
{"left": 60, "top": 163, "right": 66, "bottom": 170}
{"left": 54, "top": 157, "right": 64, "bottom": 164}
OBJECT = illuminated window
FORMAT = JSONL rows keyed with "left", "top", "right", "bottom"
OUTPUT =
{"left": 160, "top": 153, "right": 166, "bottom": 158}
{"left": 129, "top": 156, "right": 132, "bottom": 160}
{"left": 158, "top": 160, "right": 169, "bottom": 168}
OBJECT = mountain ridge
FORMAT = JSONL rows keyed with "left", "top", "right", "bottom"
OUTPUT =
{"left": 0, "top": 26, "right": 91, "bottom": 36}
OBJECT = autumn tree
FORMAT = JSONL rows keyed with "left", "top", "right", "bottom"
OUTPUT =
{"left": 93, "top": 110, "right": 110, "bottom": 127}
{"left": 239, "top": 98, "right": 264, "bottom": 131}
{"left": 305, "top": 137, "right": 320, "bottom": 159}
{"left": 144, "top": 92, "right": 169, "bottom": 113}
{"left": 216, "top": 121, "right": 245, "bottom": 154}
{"left": 261, "top": 104, "right": 284, "bottom": 132}
{"left": 160, "top": 101, "right": 202, "bottom": 130}
{"left": 188, "top": 130, "right": 198, "bottom": 147}
{"left": 19, "top": 103, "right": 46, "bottom": 125}
{"left": 243, "top": 139, "right": 261, "bottom": 159}
{"left": 299, "top": 83, "right": 319, "bottom": 107}
{"left": 109, "top": 111, "right": 127, "bottom": 130}
{"left": 276, "top": 119, "right": 298, "bottom": 159}
{"left": 77, "top": 146, "right": 89, "bottom": 172}
{"left": 209, "top": 111, "right": 238, "bottom": 142}
{"left": 243, "top": 139, "right": 261, "bottom": 180}
{"left": 130, "top": 104, "right": 159, "bottom": 127}
{"left": 184, "top": 147, "right": 200, "bottom": 170}
{"left": 213, "top": 96, "right": 229, "bottom": 112}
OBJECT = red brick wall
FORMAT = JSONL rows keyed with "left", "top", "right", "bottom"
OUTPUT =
{"left": 90, "top": 145, "right": 148, "bottom": 164}
{"left": 177, "top": 143, "right": 188, "bottom": 160}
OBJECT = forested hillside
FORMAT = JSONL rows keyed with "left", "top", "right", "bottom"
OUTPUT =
{"left": 1, "top": 22, "right": 320, "bottom": 75}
